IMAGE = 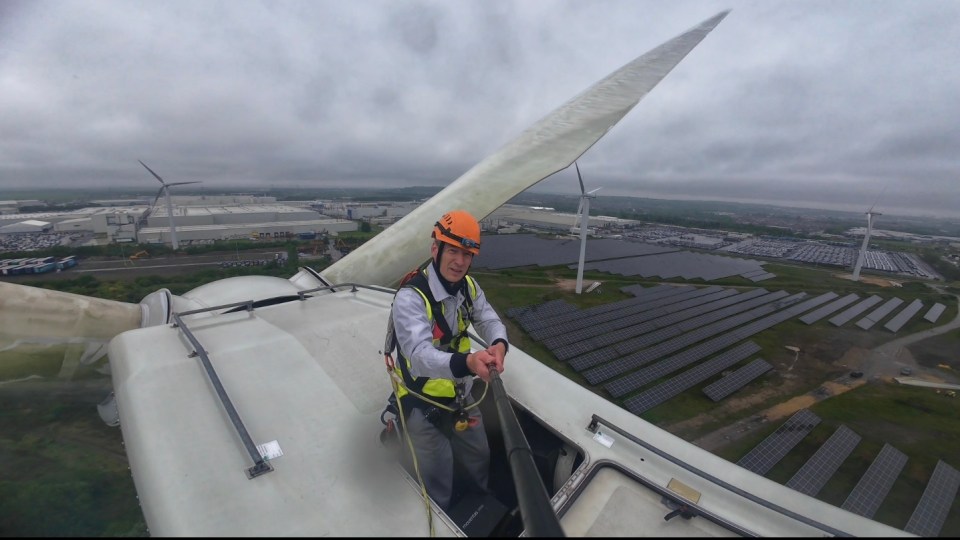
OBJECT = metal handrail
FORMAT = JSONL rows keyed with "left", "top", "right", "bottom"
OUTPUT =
{"left": 172, "top": 310, "right": 272, "bottom": 479}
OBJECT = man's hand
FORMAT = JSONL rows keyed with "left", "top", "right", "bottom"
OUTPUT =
{"left": 486, "top": 341, "right": 506, "bottom": 375}
{"left": 467, "top": 349, "right": 497, "bottom": 382}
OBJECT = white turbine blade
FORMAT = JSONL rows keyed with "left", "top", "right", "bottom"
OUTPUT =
{"left": 0, "top": 282, "right": 141, "bottom": 360}
{"left": 322, "top": 10, "right": 730, "bottom": 287}
{"left": 138, "top": 159, "right": 167, "bottom": 186}
{"left": 587, "top": 187, "right": 602, "bottom": 196}
{"left": 166, "top": 181, "right": 203, "bottom": 187}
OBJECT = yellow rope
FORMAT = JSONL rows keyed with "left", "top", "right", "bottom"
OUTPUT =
{"left": 391, "top": 374, "right": 435, "bottom": 536}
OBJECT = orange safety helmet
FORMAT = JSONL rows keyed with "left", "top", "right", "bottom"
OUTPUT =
{"left": 432, "top": 210, "right": 481, "bottom": 255}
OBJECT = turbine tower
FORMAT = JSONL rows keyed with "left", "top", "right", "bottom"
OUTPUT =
{"left": 138, "top": 160, "right": 202, "bottom": 251}
{"left": 573, "top": 162, "right": 601, "bottom": 294}
{"left": 851, "top": 205, "right": 881, "bottom": 282}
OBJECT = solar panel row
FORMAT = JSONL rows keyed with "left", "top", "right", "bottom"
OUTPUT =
{"left": 785, "top": 425, "right": 861, "bottom": 496}
{"left": 748, "top": 272, "right": 777, "bottom": 282}
{"left": 736, "top": 409, "right": 821, "bottom": 475}
{"left": 883, "top": 298, "right": 924, "bottom": 333}
{"left": 923, "top": 302, "right": 946, "bottom": 323}
{"left": 841, "top": 443, "right": 908, "bottom": 518}
{"left": 799, "top": 293, "right": 860, "bottom": 325}
{"left": 622, "top": 342, "right": 762, "bottom": 414}
{"left": 855, "top": 297, "right": 904, "bottom": 330}
{"left": 829, "top": 295, "right": 883, "bottom": 327}
{"left": 904, "top": 460, "right": 960, "bottom": 537}
{"left": 702, "top": 358, "right": 773, "bottom": 401}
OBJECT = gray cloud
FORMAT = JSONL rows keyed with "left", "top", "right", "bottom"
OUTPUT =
{"left": 1, "top": 0, "right": 958, "bottom": 219}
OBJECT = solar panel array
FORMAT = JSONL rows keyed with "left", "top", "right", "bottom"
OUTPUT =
{"left": 841, "top": 443, "right": 908, "bottom": 518}
{"left": 603, "top": 292, "right": 837, "bottom": 397}
{"left": 579, "top": 250, "right": 768, "bottom": 282}
{"left": 585, "top": 291, "right": 804, "bottom": 386}
{"left": 568, "top": 289, "right": 794, "bottom": 373}
{"left": 799, "top": 293, "right": 860, "bottom": 325}
{"left": 829, "top": 295, "right": 883, "bottom": 327}
{"left": 904, "top": 460, "right": 960, "bottom": 537}
{"left": 785, "top": 425, "right": 861, "bottom": 496}
{"left": 736, "top": 409, "right": 821, "bottom": 475}
{"left": 883, "top": 299, "right": 924, "bottom": 333}
{"left": 923, "top": 302, "right": 946, "bottom": 323}
{"left": 855, "top": 297, "right": 904, "bottom": 330}
{"left": 623, "top": 342, "right": 762, "bottom": 414}
{"left": 546, "top": 288, "right": 748, "bottom": 355}
{"left": 540, "top": 287, "right": 734, "bottom": 349}
{"left": 507, "top": 299, "right": 576, "bottom": 330}
{"left": 702, "top": 358, "right": 773, "bottom": 401}
{"left": 528, "top": 285, "right": 702, "bottom": 340}
{"left": 473, "top": 234, "right": 678, "bottom": 270}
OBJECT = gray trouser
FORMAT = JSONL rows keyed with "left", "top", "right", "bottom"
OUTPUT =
{"left": 403, "top": 404, "right": 489, "bottom": 511}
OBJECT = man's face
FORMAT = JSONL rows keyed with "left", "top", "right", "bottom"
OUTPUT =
{"left": 432, "top": 241, "right": 474, "bottom": 282}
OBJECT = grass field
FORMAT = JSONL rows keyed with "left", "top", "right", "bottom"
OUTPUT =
{"left": 0, "top": 379, "right": 147, "bottom": 537}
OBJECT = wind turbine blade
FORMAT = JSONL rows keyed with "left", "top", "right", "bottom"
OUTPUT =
{"left": 166, "top": 181, "right": 203, "bottom": 187}
{"left": 587, "top": 187, "right": 602, "bottom": 196}
{"left": 868, "top": 182, "right": 888, "bottom": 213}
{"left": 138, "top": 160, "right": 167, "bottom": 186}
{"left": 575, "top": 161, "right": 585, "bottom": 195}
{"left": 322, "top": 10, "right": 730, "bottom": 287}
{"left": 152, "top": 186, "right": 165, "bottom": 208}
{"left": 0, "top": 282, "right": 141, "bottom": 361}
{"left": 574, "top": 199, "right": 584, "bottom": 228}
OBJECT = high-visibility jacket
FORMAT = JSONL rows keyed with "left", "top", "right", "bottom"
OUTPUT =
{"left": 392, "top": 268, "right": 478, "bottom": 410}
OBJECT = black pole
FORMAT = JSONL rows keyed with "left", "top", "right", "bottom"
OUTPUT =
{"left": 487, "top": 366, "right": 565, "bottom": 537}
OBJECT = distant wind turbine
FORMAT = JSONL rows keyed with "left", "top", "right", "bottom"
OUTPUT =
{"left": 851, "top": 205, "right": 881, "bottom": 282}
{"left": 851, "top": 184, "right": 886, "bottom": 282}
{"left": 572, "top": 162, "right": 601, "bottom": 294}
{"left": 138, "top": 160, "right": 202, "bottom": 251}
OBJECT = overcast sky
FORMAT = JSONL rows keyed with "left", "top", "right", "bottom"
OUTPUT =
{"left": 2, "top": 0, "right": 958, "bottom": 219}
